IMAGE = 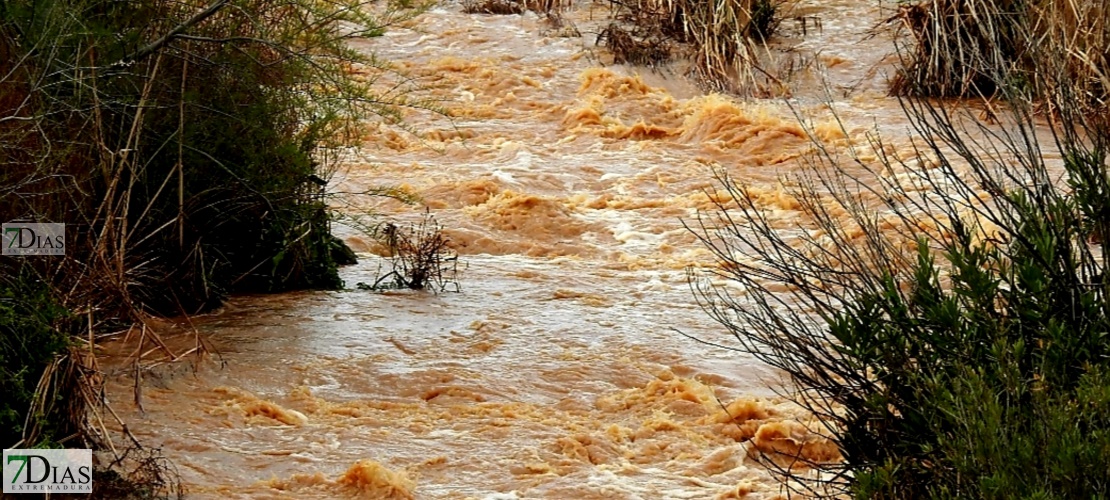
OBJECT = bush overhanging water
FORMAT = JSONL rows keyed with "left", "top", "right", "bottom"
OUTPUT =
{"left": 690, "top": 1, "right": 1110, "bottom": 496}
{"left": 0, "top": 0, "right": 430, "bottom": 492}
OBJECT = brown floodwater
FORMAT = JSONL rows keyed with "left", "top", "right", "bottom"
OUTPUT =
{"left": 100, "top": 1, "right": 919, "bottom": 498}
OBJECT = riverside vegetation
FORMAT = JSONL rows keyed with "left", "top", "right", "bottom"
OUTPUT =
{"left": 0, "top": 0, "right": 432, "bottom": 495}
{"left": 598, "top": 0, "right": 786, "bottom": 93}
{"left": 687, "top": 0, "right": 1110, "bottom": 497}
{"left": 4, "top": 0, "right": 1108, "bottom": 497}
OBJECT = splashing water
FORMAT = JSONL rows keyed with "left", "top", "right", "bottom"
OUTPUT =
{"left": 101, "top": 1, "right": 912, "bottom": 498}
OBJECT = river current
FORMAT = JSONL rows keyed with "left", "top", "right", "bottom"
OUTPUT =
{"left": 102, "top": 1, "right": 916, "bottom": 498}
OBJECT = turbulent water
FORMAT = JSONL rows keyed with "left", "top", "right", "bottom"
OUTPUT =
{"left": 101, "top": 1, "right": 915, "bottom": 498}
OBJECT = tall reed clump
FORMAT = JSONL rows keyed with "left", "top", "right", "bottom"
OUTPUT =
{"left": 890, "top": 0, "right": 1109, "bottom": 109}
{"left": 0, "top": 0, "right": 429, "bottom": 463}
{"left": 462, "top": 0, "right": 569, "bottom": 16}
{"left": 599, "top": 0, "right": 786, "bottom": 92}
{"left": 688, "top": 9, "right": 1110, "bottom": 498}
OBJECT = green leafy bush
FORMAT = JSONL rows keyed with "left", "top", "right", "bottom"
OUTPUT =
{"left": 688, "top": 12, "right": 1110, "bottom": 498}
{"left": 0, "top": 269, "right": 69, "bottom": 447}
{"left": 0, "top": 0, "right": 429, "bottom": 316}
{"left": 0, "top": 0, "right": 431, "bottom": 455}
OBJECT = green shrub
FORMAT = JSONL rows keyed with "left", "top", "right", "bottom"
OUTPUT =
{"left": 0, "top": 0, "right": 429, "bottom": 316}
{"left": 688, "top": 11, "right": 1110, "bottom": 497}
{"left": 0, "top": 0, "right": 431, "bottom": 457}
{"left": 0, "top": 268, "right": 69, "bottom": 448}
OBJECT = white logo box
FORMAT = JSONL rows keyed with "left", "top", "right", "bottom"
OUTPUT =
{"left": 2, "top": 222, "right": 65, "bottom": 256}
{"left": 3, "top": 448, "right": 92, "bottom": 494}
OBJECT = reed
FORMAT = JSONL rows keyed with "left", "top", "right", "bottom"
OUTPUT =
{"left": 890, "top": 0, "right": 1109, "bottom": 110}
{"left": 599, "top": 0, "right": 786, "bottom": 92}
{"left": 462, "top": 0, "right": 570, "bottom": 16}
{"left": 0, "top": 0, "right": 434, "bottom": 492}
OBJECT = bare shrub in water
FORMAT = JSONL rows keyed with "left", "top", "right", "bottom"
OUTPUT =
{"left": 688, "top": 11, "right": 1110, "bottom": 498}
{"left": 365, "top": 211, "right": 460, "bottom": 292}
{"left": 92, "top": 447, "right": 184, "bottom": 499}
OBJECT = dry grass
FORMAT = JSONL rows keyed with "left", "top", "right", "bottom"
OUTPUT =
{"left": 887, "top": 0, "right": 1022, "bottom": 97}
{"left": 889, "top": 0, "right": 1109, "bottom": 110}
{"left": 462, "top": 0, "right": 569, "bottom": 16}
{"left": 12, "top": 339, "right": 188, "bottom": 497}
{"left": 597, "top": 23, "right": 673, "bottom": 66}
{"left": 599, "top": 0, "right": 790, "bottom": 93}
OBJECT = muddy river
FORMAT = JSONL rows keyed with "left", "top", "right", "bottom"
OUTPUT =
{"left": 101, "top": 1, "right": 916, "bottom": 498}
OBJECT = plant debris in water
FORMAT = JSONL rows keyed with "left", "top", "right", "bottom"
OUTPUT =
{"left": 358, "top": 212, "right": 461, "bottom": 292}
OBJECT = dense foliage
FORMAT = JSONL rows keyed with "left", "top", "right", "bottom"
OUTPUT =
{"left": 690, "top": 4, "right": 1110, "bottom": 496}
{"left": 0, "top": 0, "right": 424, "bottom": 454}
{"left": 0, "top": 269, "right": 69, "bottom": 447}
